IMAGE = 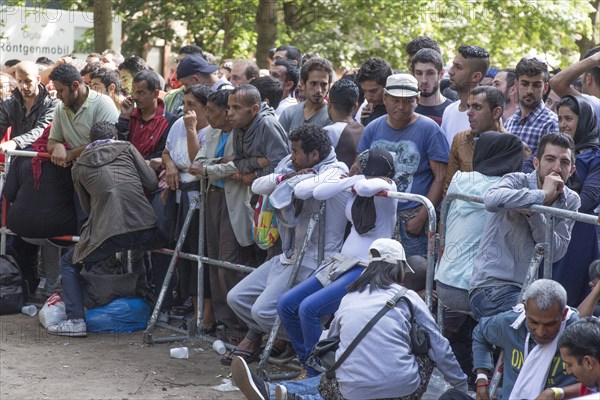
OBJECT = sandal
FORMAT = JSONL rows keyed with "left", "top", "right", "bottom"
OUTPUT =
{"left": 220, "top": 347, "right": 261, "bottom": 366}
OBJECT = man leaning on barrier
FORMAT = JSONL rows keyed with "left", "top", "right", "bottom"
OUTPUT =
{"left": 47, "top": 122, "right": 167, "bottom": 337}
{"left": 222, "top": 124, "right": 349, "bottom": 366}
{"left": 469, "top": 132, "right": 580, "bottom": 321}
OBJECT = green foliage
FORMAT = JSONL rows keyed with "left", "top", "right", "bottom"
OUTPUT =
{"left": 92, "top": 0, "right": 600, "bottom": 70}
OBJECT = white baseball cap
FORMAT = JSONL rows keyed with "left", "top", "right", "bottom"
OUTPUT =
{"left": 368, "top": 238, "right": 415, "bottom": 273}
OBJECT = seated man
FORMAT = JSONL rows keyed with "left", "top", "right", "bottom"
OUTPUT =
{"left": 558, "top": 318, "right": 600, "bottom": 398}
{"left": 48, "top": 122, "right": 166, "bottom": 337}
{"left": 442, "top": 279, "right": 578, "bottom": 400}
{"left": 223, "top": 124, "right": 349, "bottom": 365}
{"left": 469, "top": 132, "right": 581, "bottom": 320}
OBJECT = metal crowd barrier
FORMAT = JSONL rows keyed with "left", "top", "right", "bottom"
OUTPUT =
{"left": 438, "top": 191, "right": 599, "bottom": 398}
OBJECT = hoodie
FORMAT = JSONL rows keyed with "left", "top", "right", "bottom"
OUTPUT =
{"left": 233, "top": 102, "right": 290, "bottom": 177}
{"left": 71, "top": 141, "right": 158, "bottom": 263}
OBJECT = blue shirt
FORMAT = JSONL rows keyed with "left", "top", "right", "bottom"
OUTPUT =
{"left": 211, "top": 131, "right": 230, "bottom": 188}
{"left": 505, "top": 102, "right": 558, "bottom": 154}
{"left": 357, "top": 114, "right": 449, "bottom": 210}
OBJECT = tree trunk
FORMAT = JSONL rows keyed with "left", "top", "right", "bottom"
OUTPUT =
{"left": 93, "top": 0, "right": 113, "bottom": 52}
{"left": 578, "top": 0, "right": 600, "bottom": 57}
{"left": 255, "top": 0, "right": 277, "bottom": 68}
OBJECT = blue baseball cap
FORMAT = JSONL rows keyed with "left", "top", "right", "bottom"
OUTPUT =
{"left": 176, "top": 55, "right": 218, "bottom": 79}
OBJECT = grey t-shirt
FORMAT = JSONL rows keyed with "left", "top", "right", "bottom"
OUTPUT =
{"left": 279, "top": 102, "right": 331, "bottom": 134}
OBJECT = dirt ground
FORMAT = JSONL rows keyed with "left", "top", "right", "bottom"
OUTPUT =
{"left": 0, "top": 312, "right": 246, "bottom": 400}
{"left": 1, "top": 312, "right": 457, "bottom": 400}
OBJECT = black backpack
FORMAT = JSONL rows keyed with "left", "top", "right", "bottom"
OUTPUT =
{"left": 0, "top": 255, "right": 25, "bottom": 314}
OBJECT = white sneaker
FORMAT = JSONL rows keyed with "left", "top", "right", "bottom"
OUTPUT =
{"left": 47, "top": 319, "right": 87, "bottom": 337}
{"left": 275, "top": 384, "right": 288, "bottom": 400}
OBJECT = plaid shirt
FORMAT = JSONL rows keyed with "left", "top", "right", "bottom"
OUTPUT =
{"left": 504, "top": 102, "right": 557, "bottom": 153}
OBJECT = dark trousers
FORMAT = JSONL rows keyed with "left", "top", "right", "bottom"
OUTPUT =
{"left": 61, "top": 227, "right": 165, "bottom": 319}
{"left": 205, "top": 187, "right": 251, "bottom": 334}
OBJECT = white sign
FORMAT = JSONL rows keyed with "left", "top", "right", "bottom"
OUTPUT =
{"left": 0, "top": 5, "right": 121, "bottom": 63}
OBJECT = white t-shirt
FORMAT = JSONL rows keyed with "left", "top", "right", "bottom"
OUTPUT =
{"left": 323, "top": 121, "right": 348, "bottom": 147}
{"left": 441, "top": 101, "right": 470, "bottom": 146}
{"left": 165, "top": 117, "right": 206, "bottom": 183}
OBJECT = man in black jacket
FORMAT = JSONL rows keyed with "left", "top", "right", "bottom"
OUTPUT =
{"left": 0, "top": 61, "right": 57, "bottom": 152}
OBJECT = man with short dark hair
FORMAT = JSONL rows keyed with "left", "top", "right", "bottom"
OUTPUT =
{"left": 505, "top": 57, "right": 558, "bottom": 153}
{"left": 405, "top": 35, "right": 442, "bottom": 60}
{"left": 189, "top": 89, "right": 254, "bottom": 340}
{"left": 270, "top": 59, "right": 299, "bottom": 116}
{"left": 89, "top": 67, "right": 125, "bottom": 110}
{"left": 117, "top": 55, "right": 150, "bottom": 95}
{"left": 47, "top": 122, "right": 166, "bottom": 337}
{"left": 469, "top": 132, "right": 580, "bottom": 320}
{"left": 0, "top": 61, "right": 58, "bottom": 152}
{"left": 273, "top": 45, "right": 302, "bottom": 66}
{"left": 358, "top": 73, "right": 448, "bottom": 258}
{"left": 324, "top": 78, "right": 363, "bottom": 169}
{"left": 251, "top": 75, "right": 283, "bottom": 110}
{"left": 356, "top": 57, "right": 393, "bottom": 127}
{"left": 230, "top": 59, "right": 260, "bottom": 87}
{"left": 279, "top": 57, "right": 333, "bottom": 133}
{"left": 47, "top": 64, "right": 119, "bottom": 167}
{"left": 443, "top": 86, "right": 506, "bottom": 196}
{"left": 223, "top": 124, "right": 349, "bottom": 365}
{"left": 492, "top": 68, "right": 518, "bottom": 121}
{"left": 116, "top": 70, "right": 176, "bottom": 160}
{"left": 228, "top": 84, "right": 290, "bottom": 187}
{"left": 550, "top": 46, "right": 600, "bottom": 123}
{"left": 441, "top": 45, "right": 490, "bottom": 146}
{"left": 558, "top": 318, "right": 600, "bottom": 398}
{"left": 410, "top": 48, "right": 453, "bottom": 126}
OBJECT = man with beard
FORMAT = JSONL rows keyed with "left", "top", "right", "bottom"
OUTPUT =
{"left": 492, "top": 68, "right": 518, "bottom": 121}
{"left": 469, "top": 132, "right": 580, "bottom": 320}
{"left": 0, "top": 61, "right": 57, "bottom": 152}
{"left": 441, "top": 45, "right": 489, "bottom": 146}
{"left": 443, "top": 86, "right": 506, "bottom": 196}
{"left": 411, "top": 48, "right": 453, "bottom": 126}
{"left": 505, "top": 57, "right": 558, "bottom": 153}
{"left": 279, "top": 57, "right": 333, "bottom": 133}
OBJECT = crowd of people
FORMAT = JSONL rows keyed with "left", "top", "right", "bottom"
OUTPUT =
{"left": 1, "top": 36, "right": 599, "bottom": 400}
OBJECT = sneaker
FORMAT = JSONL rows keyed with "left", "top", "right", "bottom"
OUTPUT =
{"left": 231, "top": 355, "right": 269, "bottom": 400}
{"left": 275, "top": 385, "right": 287, "bottom": 400}
{"left": 47, "top": 319, "right": 87, "bottom": 337}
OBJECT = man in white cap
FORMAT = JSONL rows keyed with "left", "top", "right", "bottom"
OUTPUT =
{"left": 357, "top": 73, "right": 448, "bottom": 258}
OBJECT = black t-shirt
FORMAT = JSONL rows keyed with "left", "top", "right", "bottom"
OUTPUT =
{"left": 416, "top": 99, "right": 455, "bottom": 126}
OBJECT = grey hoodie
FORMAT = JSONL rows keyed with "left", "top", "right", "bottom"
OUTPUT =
{"left": 232, "top": 102, "right": 290, "bottom": 177}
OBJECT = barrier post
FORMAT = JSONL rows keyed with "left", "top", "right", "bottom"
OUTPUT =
{"left": 195, "top": 179, "right": 206, "bottom": 336}
{"left": 543, "top": 214, "right": 555, "bottom": 278}
{"left": 256, "top": 202, "right": 324, "bottom": 381}
{"left": 144, "top": 193, "right": 200, "bottom": 344}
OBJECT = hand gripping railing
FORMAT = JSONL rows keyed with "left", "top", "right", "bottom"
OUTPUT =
{"left": 256, "top": 201, "right": 325, "bottom": 381}
{"left": 438, "top": 191, "right": 599, "bottom": 399}
{"left": 376, "top": 190, "right": 438, "bottom": 311}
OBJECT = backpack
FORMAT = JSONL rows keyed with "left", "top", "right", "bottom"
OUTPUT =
{"left": 0, "top": 255, "right": 25, "bottom": 314}
{"left": 252, "top": 194, "right": 279, "bottom": 249}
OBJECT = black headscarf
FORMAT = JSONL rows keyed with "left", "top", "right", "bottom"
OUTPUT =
{"left": 473, "top": 131, "right": 524, "bottom": 176}
{"left": 559, "top": 95, "right": 600, "bottom": 192}
{"left": 352, "top": 148, "right": 395, "bottom": 234}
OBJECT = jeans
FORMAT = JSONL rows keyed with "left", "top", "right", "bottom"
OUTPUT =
{"left": 267, "top": 375, "right": 323, "bottom": 400}
{"left": 395, "top": 215, "right": 428, "bottom": 259}
{"left": 61, "top": 228, "right": 165, "bottom": 319}
{"left": 277, "top": 267, "right": 364, "bottom": 376}
{"left": 469, "top": 284, "right": 521, "bottom": 321}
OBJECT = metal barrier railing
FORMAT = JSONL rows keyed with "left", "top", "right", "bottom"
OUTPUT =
{"left": 438, "top": 190, "right": 599, "bottom": 398}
